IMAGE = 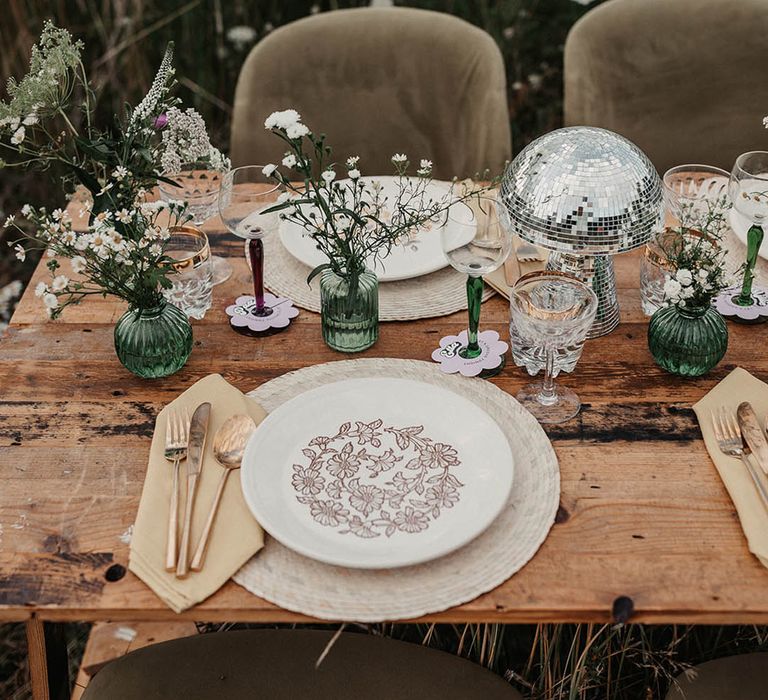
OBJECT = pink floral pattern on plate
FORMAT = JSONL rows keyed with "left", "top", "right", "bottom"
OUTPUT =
{"left": 291, "top": 420, "right": 464, "bottom": 538}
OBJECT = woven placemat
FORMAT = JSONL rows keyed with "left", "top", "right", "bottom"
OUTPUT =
{"left": 257, "top": 236, "right": 496, "bottom": 321}
{"left": 233, "top": 358, "right": 560, "bottom": 622}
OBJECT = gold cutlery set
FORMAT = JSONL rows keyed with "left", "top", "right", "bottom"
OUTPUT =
{"left": 712, "top": 401, "right": 768, "bottom": 512}
{"left": 164, "top": 403, "right": 255, "bottom": 577}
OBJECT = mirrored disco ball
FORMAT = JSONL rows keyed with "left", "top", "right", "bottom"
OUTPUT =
{"left": 499, "top": 126, "right": 663, "bottom": 336}
{"left": 499, "top": 126, "right": 663, "bottom": 254}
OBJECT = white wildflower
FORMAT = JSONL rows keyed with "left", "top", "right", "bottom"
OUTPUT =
{"left": 285, "top": 122, "right": 309, "bottom": 139}
{"left": 346, "top": 156, "right": 360, "bottom": 168}
{"left": 159, "top": 106, "right": 230, "bottom": 174}
{"left": 42, "top": 293, "right": 58, "bottom": 309}
{"left": 264, "top": 109, "right": 301, "bottom": 130}
{"left": 226, "top": 25, "right": 257, "bottom": 47}
{"left": 348, "top": 168, "right": 361, "bottom": 180}
{"left": 391, "top": 153, "right": 408, "bottom": 164}
{"left": 9, "top": 117, "right": 20, "bottom": 130}
{"left": 34, "top": 282, "right": 48, "bottom": 297}
{"left": 10, "top": 126, "right": 25, "bottom": 145}
{"left": 262, "top": 163, "right": 277, "bottom": 177}
{"left": 149, "top": 243, "right": 163, "bottom": 257}
{"left": 22, "top": 114, "right": 38, "bottom": 126}
{"left": 322, "top": 170, "right": 336, "bottom": 184}
{"left": 20, "top": 204, "right": 32, "bottom": 217}
{"left": 3, "top": 215, "right": 14, "bottom": 228}
{"left": 60, "top": 230, "right": 77, "bottom": 246}
{"left": 127, "top": 44, "right": 175, "bottom": 137}
{"left": 763, "top": 116, "right": 768, "bottom": 129}
{"left": 419, "top": 159, "right": 433, "bottom": 171}
{"left": 14, "top": 244, "right": 25, "bottom": 261}
{"left": 89, "top": 233, "right": 110, "bottom": 257}
{"left": 663, "top": 278, "right": 682, "bottom": 299}
{"left": 675, "top": 268, "right": 693, "bottom": 286}
{"left": 277, "top": 192, "right": 291, "bottom": 204}
{"left": 116, "top": 209, "right": 132, "bottom": 223}
{"left": 51, "top": 208, "right": 64, "bottom": 221}
{"left": 70, "top": 256, "right": 87, "bottom": 274}
{"left": 74, "top": 235, "right": 89, "bottom": 251}
{"left": 282, "top": 154, "right": 297, "bottom": 168}
{"left": 51, "top": 275, "right": 69, "bottom": 292}
{"left": 113, "top": 165, "right": 128, "bottom": 181}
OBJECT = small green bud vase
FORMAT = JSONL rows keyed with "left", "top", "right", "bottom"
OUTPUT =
{"left": 319, "top": 268, "right": 378, "bottom": 353}
{"left": 114, "top": 301, "right": 193, "bottom": 378}
{"left": 647, "top": 303, "right": 727, "bottom": 377}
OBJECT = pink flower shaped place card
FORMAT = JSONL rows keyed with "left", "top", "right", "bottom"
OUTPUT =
{"left": 225, "top": 293, "right": 299, "bottom": 333}
{"left": 431, "top": 330, "right": 509, "bottom": 377}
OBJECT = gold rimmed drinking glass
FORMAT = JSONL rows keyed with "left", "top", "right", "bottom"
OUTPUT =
{"left": 509, "top": 272, "right": 597, "bottom": 423}
{"left": 163, "top": 225, "right": 213, "bottom": 320}
{"left": 159, "top": 162, "right": 232, "bottom": 286}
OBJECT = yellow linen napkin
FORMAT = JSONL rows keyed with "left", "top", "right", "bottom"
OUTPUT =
{"left": 485, "top": 238, "right": 547, "bottom": 298}
{"left": 129, "top": 374, "right": 266, "bottom": 612}
{"left": 692, "top": 367, "right": 768, "bottom": 568}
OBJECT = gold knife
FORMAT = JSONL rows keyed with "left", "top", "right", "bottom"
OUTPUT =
{"left": 176, "top": 402, "right": 211, "bottom": 578}
{"left": 737, "top": 402, "right": 768, "bottom": 475}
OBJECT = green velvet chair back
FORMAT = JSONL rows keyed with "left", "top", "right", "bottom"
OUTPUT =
{"left": 231, "top": 8, "right": 511, "bottom": 180}
{"left": 564, "top": 0, "right": 768, "bottom": 174}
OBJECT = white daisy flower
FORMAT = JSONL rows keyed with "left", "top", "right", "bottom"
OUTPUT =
{"left": 70, "top": 256, "right": 87, "bottom": 274}
{"left": 14, "top": 244, "right": 25, "bottom": 261}
{"left": 21, "top": 204, "right": 32, "bottom": 217}
{"left": 113, "top": 165, "right": 129, "bottom": 181}
{"left": 391, "top": 153, "right": 408, "bottom": 164}
{"left": 10, "top": 126, "right": 25, "bottom": 145}
{"left": 34, "top": 282, "right": 48, "bottom": 297}
{"left": 43, "top": 292, "right": 58, "bottom": 309}
{"left": 51, "top": 275, "right": 69, "bottom": 291}
{"left": 348, "top": 169, "right": 361, "bottom": 180}
{"left": 346, "top": 156, "right": 360, "bottom": 167}
{"left": 282, "top": 154, "right": 297, "bottom": 168}
{"left": 262, "top": 163, "right": 277, "bottom": 177}
{"left": 116, "top": 209, "right": 132, "bottom": 223}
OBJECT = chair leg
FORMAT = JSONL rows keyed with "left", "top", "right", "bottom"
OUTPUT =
{"left": 26, "top": 618, "right": 70, "bottom": 700}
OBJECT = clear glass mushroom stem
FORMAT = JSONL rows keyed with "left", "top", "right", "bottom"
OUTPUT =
{"left": 739, "top": 224, "right": 765, "bottom": 306}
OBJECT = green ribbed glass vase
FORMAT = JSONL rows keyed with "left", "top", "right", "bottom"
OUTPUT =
{"left": 319, "top": 268, "right": 378, "bottom": 353}
{"left": 114, "top": 301, "right": 193, "bottom": 378}
{"left": 648, "top": 303, "right": 728, "bottom": 377}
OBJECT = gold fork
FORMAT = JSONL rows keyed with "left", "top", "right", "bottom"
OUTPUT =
{"left": 711, "top": 407, "right": 768, "bottom": 513}
{"left": 164, "top": 408, "right": 190, "bottom": 571}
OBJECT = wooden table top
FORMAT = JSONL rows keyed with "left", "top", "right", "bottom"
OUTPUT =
{"left": 1, "top": 211, "right": 767, "bottom": 625}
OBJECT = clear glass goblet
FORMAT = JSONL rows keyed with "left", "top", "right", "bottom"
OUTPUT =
{"left": 509, "top": 272, "right": 598, "bottom": 424}
{"left": 218, "top": 166, "right": 281, "bottom": 321}
{"left": 441, "top": 195, "right": 512, "bottom": 374}
{"left": 729, "top": 151, "right": 768, "bottom": 306}
{"left": 663, "top": 164, "right": 730, "bottom": 229}
{"left": 159, "top": 163, "right": 232, "bottom": 285}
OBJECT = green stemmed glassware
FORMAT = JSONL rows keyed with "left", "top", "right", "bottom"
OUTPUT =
{"left": 441, "top": 195, "right": 512, "bottom": 374}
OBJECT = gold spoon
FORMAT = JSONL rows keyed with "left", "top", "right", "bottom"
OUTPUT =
{"left": 190, "top": 414, "right": 255, "bottom": 572}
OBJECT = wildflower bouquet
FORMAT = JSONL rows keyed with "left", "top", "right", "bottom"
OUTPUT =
{"left": 658, "top": 199, "right": 730, "bottom": 309}
{"left": 261, "top": 109, "right": 488, "bottom": 285}
{"left": 1, "top": 22, "right": 226, "bottom": 317}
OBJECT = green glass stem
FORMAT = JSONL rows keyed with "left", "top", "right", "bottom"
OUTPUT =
{"left": 460, "top": 274, "right": 484, "bottom": 360}
{"left": 738, "top": 224, "right": 765, "bottom": 306}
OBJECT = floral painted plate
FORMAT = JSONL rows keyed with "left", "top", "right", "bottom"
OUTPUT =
{"left": 278, "top": 176, "right": 476, "bottom": 282}
{"left": 240, "top": 377, "right": 514, "bottom": 569}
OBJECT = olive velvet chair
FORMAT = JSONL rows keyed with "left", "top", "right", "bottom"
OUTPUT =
{"left": 230, "top": 7, "right": 511, "bottom": 180}
{"left": 82, "top": 629, "right": 523, "bottom": 699}
{"left": 564, "top": 0, "right": 768, "bottom": 175}
{"left": 664, "top": 653, "right": 768, "bottom": 699}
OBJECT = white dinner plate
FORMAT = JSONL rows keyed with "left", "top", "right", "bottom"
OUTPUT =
{"left": 241, "top": 377, "right": 514, "bottom": 569}
{"left": 278, "top": 176, "right": 476, "bottom": 281}
{"left": 729, "top": 208, "right": 768, "bottom": 260}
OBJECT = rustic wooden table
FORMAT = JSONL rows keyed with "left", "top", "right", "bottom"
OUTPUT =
{"left": 2, "top": 216, "right": 767, "bottom": 698}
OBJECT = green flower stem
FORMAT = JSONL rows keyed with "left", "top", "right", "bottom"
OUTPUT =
{"left": 460, "top": 274, "right": 484, "bottom": 360}
{"left": 738, "top": 224, "right": 765, "bottom": 306}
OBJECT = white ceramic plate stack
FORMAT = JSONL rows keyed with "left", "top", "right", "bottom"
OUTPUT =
{"left": 235, "top": 360, "right": 561, "bottom": 622}
{"left": 241, "top": 377, "right": 514, "bottom": 569}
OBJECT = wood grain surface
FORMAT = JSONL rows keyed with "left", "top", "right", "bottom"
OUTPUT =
{"left": 1, "top": 207, "right": 768, "bottom": 626}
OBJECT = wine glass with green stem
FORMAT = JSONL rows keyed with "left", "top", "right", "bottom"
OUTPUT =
{"left": 441, "top": 194, "right": 512, "bottom": 375}
{"left": 729, "top": 151, "right": 768, "bottom": 307}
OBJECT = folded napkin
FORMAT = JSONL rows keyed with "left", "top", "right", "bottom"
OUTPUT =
{"left": 692, "top": 367, "right": 768, "bottom": 568}
{"left": 129, "top": 374, "right": 266, "bottom": 612}
{"left": 485, "top": 238, "right": 547, "bottom": 298}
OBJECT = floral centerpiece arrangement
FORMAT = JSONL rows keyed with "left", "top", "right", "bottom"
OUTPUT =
{"left": 1, "top": 23, "right": 226, "bottom": 378}
{"left": 260, "top": 109, "right": 492, "bottom": 352}
{"left": 648, "top": 200, "right": 730, "bottom": 377}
